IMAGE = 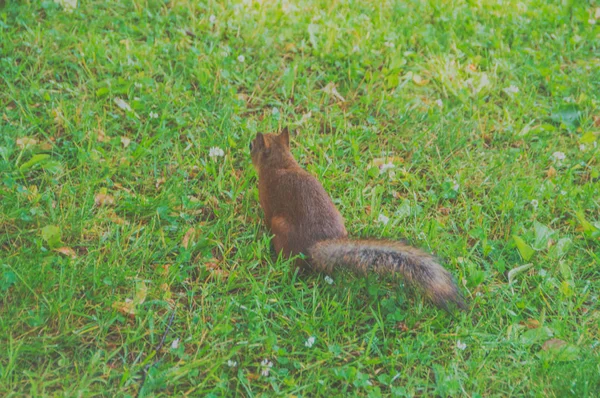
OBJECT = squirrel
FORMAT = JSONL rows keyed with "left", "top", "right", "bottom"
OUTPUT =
{"left": 249, "top": 129, "right": 466, "bottom": 311}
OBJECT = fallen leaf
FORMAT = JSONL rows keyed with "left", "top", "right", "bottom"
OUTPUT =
{"left": 39, "top": 141, "right": 53, "bottom": 150}
{"left": 438, "top": 207, "right": 451, "bottom": 216}
{"left": 526, "top": 318, "right": 541, "bottom": 329}
{"left": 95, "top": 193, "right": 115, "bottom": 207}
{"left": 593, "top": 115, "right": 600, "bottom": 127}
{"left": 16, "top": 137, "right": 38, "bottom": 149}
{"left": 322, "top": 82, "right": 345, "bottom": 102}
{"left": 182, "top": 227, "right": 195, "bottom": 249}
{"left": 114, "top": 98, "right": 132, "bottom": 112}
{"left": 55, "top": 247, "right": 77, "bottom": 259}
{"left": 467, "top": 64, "right": 477, "bottom": 72}
{"left": 120, "top": 136, "right": 131, "bottom": 148}
{"left": 412, "top": 74, "right": 429, "bottom": 86}
{"left": 108, "top": 211, "right": 129, "bottom": 225}
{"left": 112, "top": 298, "right": 136, "bottom": 315}
{"left": 96, "top": 129, "right": 110, "bottom": 143}
{"left": 542, "top": 338, "right": 567, "bottom": 351}
{"left": 546, "top": 166, "right": 557, "bottom": 179}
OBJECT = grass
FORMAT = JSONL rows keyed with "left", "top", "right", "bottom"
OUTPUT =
{"left": 1, "top": 0, "right": 599, "bottom": 396}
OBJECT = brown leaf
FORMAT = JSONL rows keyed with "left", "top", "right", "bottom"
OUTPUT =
{"left": 112, "top": 299, "right": 136, "bottom": 315}
{"left": 182, "top": 227, "right": 195, "bottom": 249}
{"left": 108, "top": 211, "right": 129, "bottom": 225}
{"left": 526, "top": 318, "right": 540, "bottom": 329}
{"left": 542, "top": 338, "right": 567, "bottom": 351}
{"left": 546, "top": 166, "right": 557, "bottom": 179}
{"left": 16, "top": 137, "right": 38, "bottom": 149}
{"left": 593, "top": 115, "right": 600, "bottom": 127}
{"left": 96, "top": 129, "right": 109, "bottom": 143}
{"left": 95, "top": 193, "right": 115, "bottom": 207}
{"left": 39, "top": 141, "right": 53, "bottom": 150}
{"left": 55, "top": 247, "right": 77, "bottom": 259}
{"left": 396, "top": 322, "right": 409, "bottom": 332}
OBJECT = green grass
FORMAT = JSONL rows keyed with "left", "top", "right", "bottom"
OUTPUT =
{"left": 1, "top": 0, "right": 599, "bottom": 396}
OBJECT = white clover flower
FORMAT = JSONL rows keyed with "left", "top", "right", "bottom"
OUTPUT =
{"left": 435, "top": 99, "right": 443, "bottom": 108}
{"left": 227, "top": 359, "right": 238, "bottom": 367}
{"left": 149, "top": 111, "right": 159, "bottom": 119}
{"left": 378, "top": 214, "right": 390, "bottom": 225}
{"left": 560, "top": 190, "right": 567, "bottom": 196}
{"left": 209, "top": 146, "right": 225, "bottom": 158}
{"left": 456, "top": 340, "right": 467, "bottom": 350}
{"left": 352, "top": 45, "right": 360, "bottom": 53}
{"left": 324, "top": 276, "right": 334, "bottom": 285}
{"left": 272, "top": 107, "right": 279, "bottom": 115}
{"left": 384, "top": 41, "right": 395, "bottom": 48}
{"left": 552, "top": 151, "right": 566, "bottom": 161}
{"left": 209, "top": 15, "right": 216, "bottom": 24}
{"left": 589, "top": 19, "right": 596, "bottom": 25}
{"left": 134, "top": 83, "right": 143, "bottom": 89}
{"left": 579, "top": 144, "right": 586, "bottom": 151}
{"left": 237, "top": 55, "right": 245, "bottom": 63}
{"left": 170, "top": 338, "right": 180, "bottom": 349}
{"left": 260, "top": 359, "right": 273, "bottom": 376}
{"left": 452, "top": 181, "right": 460, "bottom": 191}
{"left": 305, "top": 336, "right": 316, "bottom": 348}
{"left": 530, "top": 199, "right": 538, "bottom": 209}
{"left": 503, "top": 85, "right": 519, "bottom": 95}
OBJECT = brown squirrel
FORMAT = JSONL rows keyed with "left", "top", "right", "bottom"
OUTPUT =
{"left": 250, "top": 129, "right": 466, "bottom": 311}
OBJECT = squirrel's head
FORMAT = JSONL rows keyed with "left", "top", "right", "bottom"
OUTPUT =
{"left": 249, "top": 128, "right": 295, "bottom": 170}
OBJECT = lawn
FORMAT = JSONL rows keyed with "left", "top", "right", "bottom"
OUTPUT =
{"left": 1, "top": 0, "right": 599, "bottom": 396}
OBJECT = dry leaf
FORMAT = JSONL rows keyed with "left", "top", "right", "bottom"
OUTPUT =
{"left": 39, "top": 141, "right": 53, "bottom": 150}
{"left": 322, "top": 82, "right": 345, "bottom": 102}
{"left": 412, "top": 74, "right": 429, "bottom": 86}
{"left": 114, "top": 98, "right": 132, "bottom": 112}
{"left": 16, "top": 137, "right": 38, "bottom": 149}
{"left": 526, "top": 318, "right": 540, "bottom": 329}
{"left": 55, "top": 247, "right": 77, "bottom": 259}
{"left": 112, "top": 299, "right": 136, "bottom": 315}
{"left": 593, "top": 115, "right": 600, "bottom": 127}
{"left": 155, "top": 177, "right": 166, "bottom": 189}
{"left": 546, "top": 166, "right": 557, "bottom": 179}
{"left": 96, "top": 129, "right": 109, "bottom": 143}
{"left": 120, "top": 136, "right": 131, "bottom": 148}
{"left": 95, "top": 193, "right": 115, "bottom": 207}
{"left": 468, "top": 64, "right": 477, "bottom": 72}
{"left": 182, "top": 227, "right": 195, "bottom": 249}
{"left": 108, "top": 211, "right": 129, "bottom": 225}
{"left": 542, "top": 338, "right": 567, "bottom": 351}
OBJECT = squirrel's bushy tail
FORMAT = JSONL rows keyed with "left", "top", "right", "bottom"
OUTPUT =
{"left": 309, "top": 239, "right": 466, "bottom": 311}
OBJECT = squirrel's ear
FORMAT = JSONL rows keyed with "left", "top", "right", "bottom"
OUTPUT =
{"left": 279, "top": 127, "right": 290, "bottom": 148}
{"left": 255, "top": 132, "right": 266, "bottom": 149}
